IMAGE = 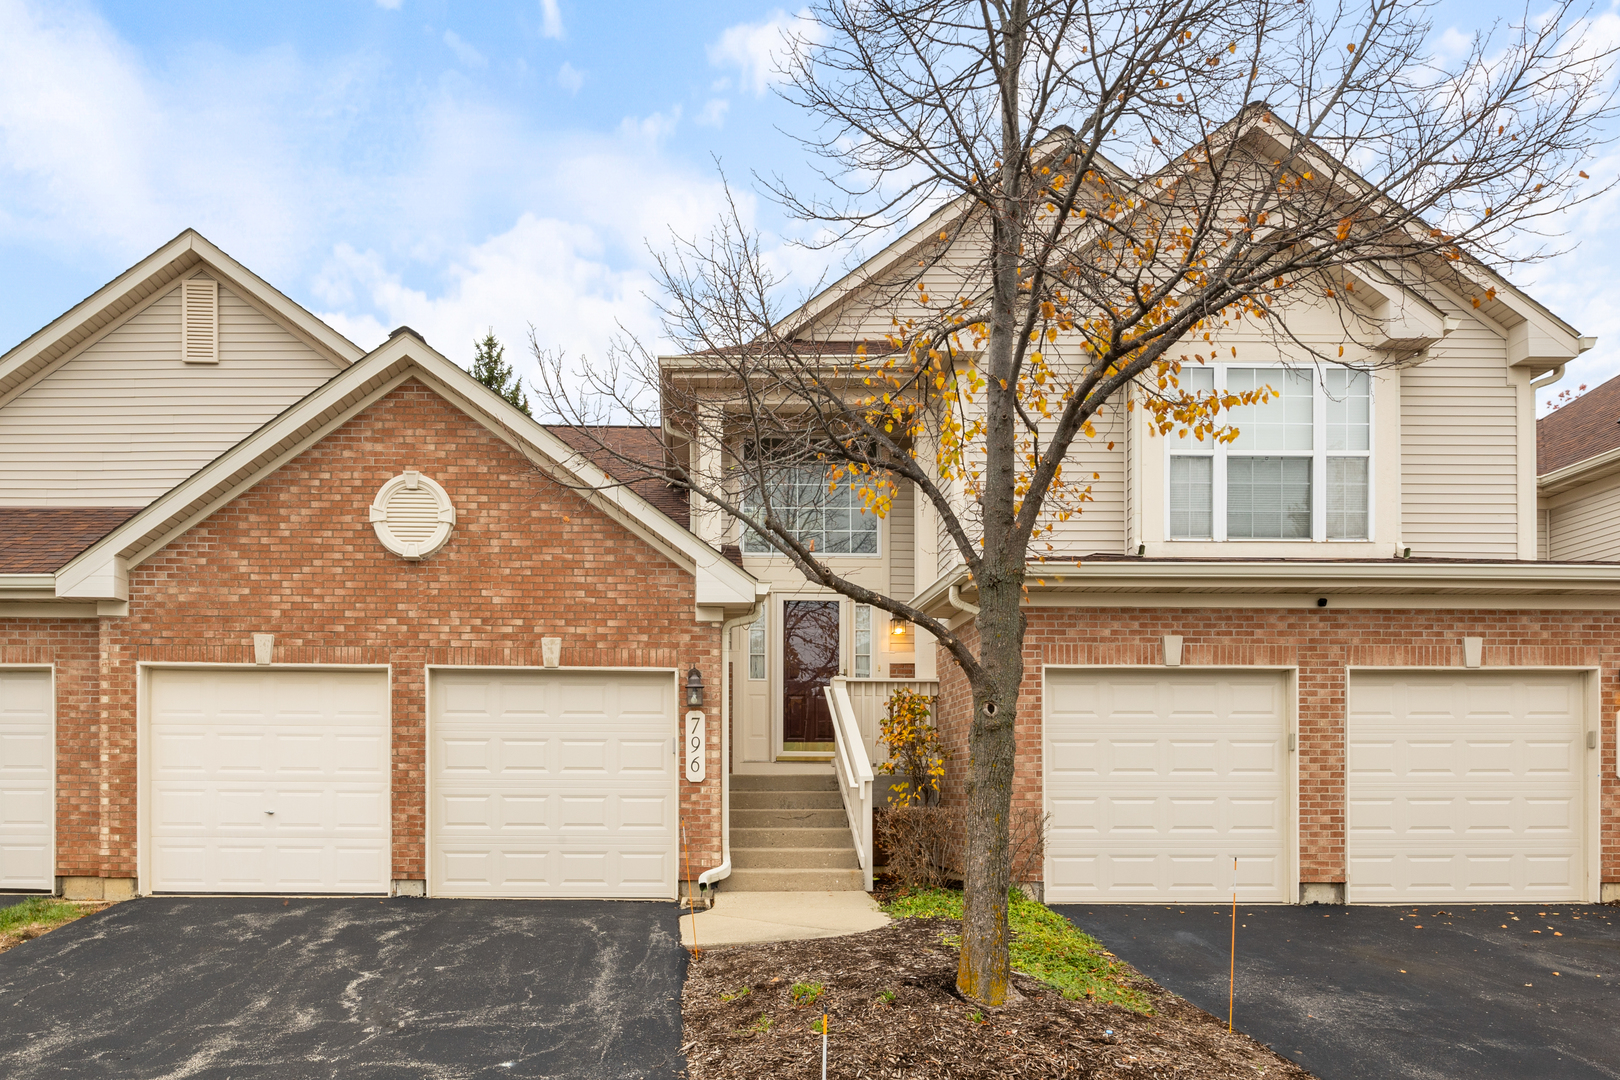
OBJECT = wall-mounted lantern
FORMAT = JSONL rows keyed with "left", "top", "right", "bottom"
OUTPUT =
{"left": 890, "top": 618, "right": 910, "bottom": 637}
{"left": 685, "top": 665, "right": 705, "bottom": 708}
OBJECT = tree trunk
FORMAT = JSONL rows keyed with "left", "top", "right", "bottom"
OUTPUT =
{"left": 956, "top": 567, "right": 1026, "bottom": 1004}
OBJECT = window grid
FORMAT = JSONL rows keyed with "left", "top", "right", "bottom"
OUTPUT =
{"left": 853, "top": 605, "right": 872, "bottom": 678}
{"left": 1166, "top": 365, "right": 1373, "bottom": 542}
{"left": 740, "top": 469, "right": 881, "bottom": 556}
{"left": 747, "top": 614, "right": 767, "bottom": 680}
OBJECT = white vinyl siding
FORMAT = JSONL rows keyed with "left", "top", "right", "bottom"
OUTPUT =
{"left": 146, "top": 668, "right": 391, "bottom": 894}
{"left": 890, "top": 480, "right": 915, "bottom": 599}
{"left": 0, "top": 282, "right": 342, "bottom": 506}
{"left": 1546, "top": 471, "right": 1620, "bottom": 561}
{"left": 1400, "top": 316, "right": 1520, "bottom": 557}
{"left": 1346, "top": 671, "right": 1585, "bottom": 902}
{"left": 0, "top": 669, "right": 53, "bottom": 891}
{"left": 428, "top": 669, "right": 677, "bottom": 899}
{"left": 1044, "top": 669, "right": 1290, "bottom": 903}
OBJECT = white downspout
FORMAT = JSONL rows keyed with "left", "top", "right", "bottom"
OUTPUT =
{"left": 697, "top": 588, "right": 768, "bottom": 900}
{"left": 1530, "top": 363, "right": 1566, "bottom": 392}
{"left": 946, "top": 582, "right": 980, "bottom": 616}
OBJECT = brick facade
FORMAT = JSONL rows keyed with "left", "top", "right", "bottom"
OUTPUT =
{"left": 936, "top": 606, "right": 1620, "bottom": 887}
{"left": 15, "top": 379, "right": 724, "bottom": 888}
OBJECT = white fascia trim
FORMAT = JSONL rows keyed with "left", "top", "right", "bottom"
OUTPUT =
{"left": 184, "top": 233, "right": 365, "bottom": 367}
{"left": 59, "top": 331, "right": 759, "bottom": 610}
{"left": 913, "top": 559, "right": 1620, "bottom": 613}
{"left": 0, "top": 574, "right": 57, "bottom": 600}
{"left": 55, "top": 554, "right": 128, "bottom": 601}
{"left": 0, "top": 230, "right": 362, "bottom": 391}
{"left": 1538, "top": 445, "right": 1620, "bottom": 495}
{"left": 395, "top": 357, "right": 759, "bottom": 609}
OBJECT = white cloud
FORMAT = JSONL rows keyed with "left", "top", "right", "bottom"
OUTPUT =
{"left": 707, "top": 8, "right": 817, "bottom": 95}
{"left": 314, "top": 215, "right": 660, "bottom": 378}
{"left": 695, "top": 98, "right": 729, "bottom": 127}
{"left": 557, "top": 61, "right": 583, "bottom": 93}
{"left": 442, "top": 30, "right": 486, "bottom": 68}
{"left": 375, "top": 0, "right": 402, "bottom": 9}
{"left": 539, "top": 0, "right": 564, "bottom": 40}
{"left": 618, "top": 106, "right": 681, "bottom": 145}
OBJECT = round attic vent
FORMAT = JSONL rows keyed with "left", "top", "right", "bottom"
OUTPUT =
{"left": 369, "top": 471, "right": 456, "bottom": 559}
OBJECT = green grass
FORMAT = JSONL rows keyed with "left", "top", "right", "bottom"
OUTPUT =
{"left": 789, "top": 981, "right": 824, "bottom": 1007}
{"left": 719, "top": 986, "right": 752, "bottom": 1002}
{"left": 0, "top": 897, "right": 94, "bottom": 937}
{"left": 882, "top": 887, "right": 1151, "bottom": 1013}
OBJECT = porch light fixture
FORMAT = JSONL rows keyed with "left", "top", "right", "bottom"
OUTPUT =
{"left": 891, "top": 619, "right": 910, "bottom": 637}
{"left": 685, "top": 666, "right": 705, "bottom": 707}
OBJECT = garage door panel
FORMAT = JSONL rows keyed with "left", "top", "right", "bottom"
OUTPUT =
{"left": 147, "top": 669, "right": 390, "bottom": 894}
{"left": 430, "top": 670, "right": 676, "bottom": 899}
{"left": 1346, "top": 671, "right": 1584, "bottom": 903}
{"left": 1046, "top": 670, "right": 1289, "bottom": 903}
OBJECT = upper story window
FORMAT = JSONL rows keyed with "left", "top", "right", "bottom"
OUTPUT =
{"left": 740, "top": 467, "right": 880, "bottom": 555}
{"left": 1168, "top": 365, "right": 1371, "bottom": 541}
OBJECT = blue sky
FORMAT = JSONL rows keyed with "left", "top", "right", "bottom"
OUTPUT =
{"left": 0, "top": 0, "right": 1615, "bottom": 411}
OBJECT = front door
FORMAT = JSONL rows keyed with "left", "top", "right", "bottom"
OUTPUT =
{"left": 782, "top": 600, "right": 839, "bottom": 747}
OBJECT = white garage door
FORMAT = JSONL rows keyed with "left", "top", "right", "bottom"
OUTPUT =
{"left": 147, "top": 668, "right": 390, "bottom": 894}
{"left": 0, "top": 669, "right": 53, "bottom": 891}
{"left": 430, "top": 669, "right": 676, "bottom": 899}
{"left": 1347, "top": 671, "right": 1586, "bottom": 903}
{"left": 1045, "top": 669, "right": 1290, "bottom": 903}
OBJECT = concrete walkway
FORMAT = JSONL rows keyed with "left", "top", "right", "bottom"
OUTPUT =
{"left": 679, "top": 890, "right": 890, "bottom": 948}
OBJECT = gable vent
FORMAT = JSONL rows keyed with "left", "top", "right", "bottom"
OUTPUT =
{"left": 180, "top": 278, "right": 219, "bottom": 363}
{"left": 369, "top": 471, "right": 456, "bottom": 559}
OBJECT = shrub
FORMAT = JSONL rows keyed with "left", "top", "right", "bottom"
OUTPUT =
{"left": 875, "top": 687, "right": 945, "bottom": 806}
{"left": 877, "top": 802, "right": 961, "bottom": 889}
{"left": 877, "top": 803, "right": 1050, "bottom": 892}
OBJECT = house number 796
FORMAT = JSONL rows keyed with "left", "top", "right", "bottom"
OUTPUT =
{"left": 684, "top": 710, "right": 706, "bottom": 783}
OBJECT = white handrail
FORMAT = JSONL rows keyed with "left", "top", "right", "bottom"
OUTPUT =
{"left": 825, "top": 676, "right": 875, "bottom": 892}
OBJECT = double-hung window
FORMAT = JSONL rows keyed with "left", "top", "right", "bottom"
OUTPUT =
{"left": 1168, "top": 365, "right": 1371, "bottom": 541}
{"left": 740, "top": 467, "right": 880, "bottom": 555}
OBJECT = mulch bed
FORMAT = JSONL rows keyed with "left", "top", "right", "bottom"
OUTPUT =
{"left": 681, "top": 917, "right": 1314, "bottom": 1079}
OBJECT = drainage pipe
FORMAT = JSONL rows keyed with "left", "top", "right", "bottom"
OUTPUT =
{"left": 696, "top": 589, "right": 768, "bottom": 900}
{"left": 1529, "top": 363, "right": 1566, "bottom": 392}
{"left": 946, "top": 583, "right": 980, "bottom": 616}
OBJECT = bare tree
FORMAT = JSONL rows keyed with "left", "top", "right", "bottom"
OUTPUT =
{"left": 535, "top": 0, "right": 1614, "bottom": 1004}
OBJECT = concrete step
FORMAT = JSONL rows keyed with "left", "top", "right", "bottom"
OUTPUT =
{"left": 731, "top": 846, "right": 861, "bottom": 870}
{"left": 731, "top": 808, "right": 847, "bottom": 830}
{"left": 730, "top": 773, "right": 837, "bottom": 793}
{"left": 731, "top": 827, "right": 852, "bottom": 850}
{"left": 730, "top": 789, "right": 843, "bottom": 810}
{"left": 725, "top": 867, "right": 865, "bottom": 892}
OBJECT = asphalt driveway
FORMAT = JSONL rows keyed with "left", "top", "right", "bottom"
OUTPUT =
{"left": 1058, "top": 902, "right": 1620, "bottom": 1080}
{"left": 0, "top": 896, "right": 688, "bottom": 1080}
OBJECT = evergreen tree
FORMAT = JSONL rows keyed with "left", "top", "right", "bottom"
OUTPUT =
{"left": 469, "top": 329, "right": 531, "bottom": 417}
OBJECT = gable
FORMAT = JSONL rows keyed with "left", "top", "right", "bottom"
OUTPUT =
{"left": 0, "top": 276, "right": 345, "bottom": 507}
{"left": 128, "top": 379, "right": 698, "bottom": 612}
{"left": 46, "top": 329, "right": 759, "bottom": 611}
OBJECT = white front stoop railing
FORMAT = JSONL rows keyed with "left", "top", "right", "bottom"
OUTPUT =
{"left": 825, "top": 676, "right": 875, "bottom": 892}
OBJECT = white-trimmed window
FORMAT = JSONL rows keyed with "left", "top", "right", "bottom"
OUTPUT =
{"left": 748, "top": 614, "right": 767, "bottom": 680}
{"left": 853, "top": 605, "right": 872, "bottom": 678}
{"left": 1167, "top": 365, "right": 1371, "bottom": 541}
{"left": 740, "top": 468, "right": 880, "bottom": 556}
